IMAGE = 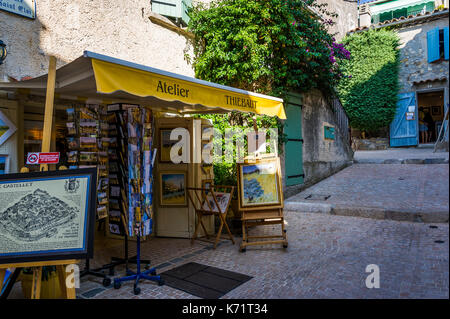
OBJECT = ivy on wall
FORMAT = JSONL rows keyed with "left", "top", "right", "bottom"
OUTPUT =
{"left": 336, "top": 29, "right": 401, "bottom": 133}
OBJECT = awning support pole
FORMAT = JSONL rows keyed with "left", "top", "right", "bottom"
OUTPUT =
{"left": 40, "top": 55, "right": 57, "bottom": 171}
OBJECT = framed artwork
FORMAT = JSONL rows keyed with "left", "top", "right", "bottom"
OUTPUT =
{"left": 432, "top": 106, "right": 441, "bottom": 116}
{"left": 159, "top": 171, "right": 187, "bottom": 206}
{"left": 159, "top": 128, "right": 183, "bottom": 163}
{"left": 422, "top": 107, "right": 431, "bottom": 114}
{"left": 0, "top": 155, "right": 9, "bottom": 174}
{"left": 0, "top": 110, "right": 17, "bottom": 147}
{"left": 202, "top": 179, "right": 214, "bottom": 197}
{"left": 202, "top": 192, "right": 232, "bottom": 214}
{"left": 0, "top": 168, "right": 97, "bottom": 264}
{"left": 237, "top": 157, "right": 283, "bottom": 211}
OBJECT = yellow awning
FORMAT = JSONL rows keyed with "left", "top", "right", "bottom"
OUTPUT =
{"left": 91, "top": 58, "right": 286, "bottom": 119}
{"left": 0, "top": 51, "right": 285, "bottom": 119}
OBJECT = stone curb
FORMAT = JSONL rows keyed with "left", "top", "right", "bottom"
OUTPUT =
{"left": 284, "top": 202, "right": 449, "bottom": 223}
{"left": 354, "top": 158, "right": 449, "bottom": 164}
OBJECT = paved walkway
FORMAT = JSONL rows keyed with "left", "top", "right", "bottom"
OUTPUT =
{"left": 354, "top": 146, "right": 449, "bottom": 164}
{"left": 8, "top": 212, "right": 448, "bottom": 299}
{"left": 285, "top": 164, "right": 449, "bottom": 223}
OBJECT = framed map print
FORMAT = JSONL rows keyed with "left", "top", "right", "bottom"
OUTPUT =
{"left": 0, "top": 110, "right": 17, "bottom": 146}
{"left": 237, "top": 156, "right": 283, "bottom": 211}
{"left": 0, "top": 168, "right": 97, "bottom": 264}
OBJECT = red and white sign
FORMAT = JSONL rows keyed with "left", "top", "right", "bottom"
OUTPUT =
{"left": 26, "top": 152, "right": 60, "bottom": 165}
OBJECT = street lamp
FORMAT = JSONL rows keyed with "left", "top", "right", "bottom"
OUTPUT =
{"left": 0, "top": 41, "right": 7, "bottom": 65}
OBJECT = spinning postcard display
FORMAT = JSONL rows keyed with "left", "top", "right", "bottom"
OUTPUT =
{"left": 127, "top": 106, "right": 154, "bottom": 237}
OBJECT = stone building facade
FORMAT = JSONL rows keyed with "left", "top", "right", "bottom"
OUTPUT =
{"left": 0, "top": 0, "right": 352, "bottom": 201}
{"left": 351, "top": 1, "right": 449, "bottom": 148}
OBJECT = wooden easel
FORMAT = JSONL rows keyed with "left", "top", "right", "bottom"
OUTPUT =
{"left": 187, "top": 185, "right": 235, "bottom": 249}
{"left": 0, "top": 56, "right": 77, "bottom": 299}
{"left": 237, "top": 154, "right": 288, "bottom": 252}
{"left": 0, "top": 260, "right": 78, "bottom": 299}
{"left": 239, "top": 208, "right": 288, "bottom": 252}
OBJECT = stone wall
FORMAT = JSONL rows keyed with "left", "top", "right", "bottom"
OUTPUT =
{"left": 0, "top": 0, "right": 202, "bottom": 81}
{"left": 317, "top": 0, "right": 358, "bottom": 40}
{"left": 397, "top": 14, "right": 449, "bottom": 94}
{"left": 283, "top": 89, "right": 354, "bottom": 199}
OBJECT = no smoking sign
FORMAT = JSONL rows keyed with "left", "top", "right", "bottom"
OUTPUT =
{"left": 26, "top": 152, "right": 60, "bottom": 165}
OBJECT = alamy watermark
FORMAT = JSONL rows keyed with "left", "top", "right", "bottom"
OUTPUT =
{"left": 167, "top": 119, "right": 279, "bottom": 164}
{"left": 365, "top": 264, "right": 380, "bottom": 289}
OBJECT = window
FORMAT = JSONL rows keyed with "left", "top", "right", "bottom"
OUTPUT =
{"left": 428, "top": 27, "right": 450, "bottom": 63}
{"left": 151, "top": 0, "right": 192, "bottom": 26}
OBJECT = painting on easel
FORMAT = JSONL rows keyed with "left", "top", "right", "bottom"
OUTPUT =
{"left": 0, "top": 168, "right": 97, "bottom": 264}
{"left": 237, "top": 156, "right": 283, "bottom": 211}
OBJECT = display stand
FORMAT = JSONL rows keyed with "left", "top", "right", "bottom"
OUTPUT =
{"left": 113, "top": 236, "right": 163, "bottom": 295}
{"left": 0, "top": 260, "right": 77, "bottom": 299}
{"left": 187, "top": 185, "right": 235, "bottom": 249}
{"left": 239, "top": 208, "right": 288, "bottom": 252}
{"left": 101, "top": 234, "right": 150, "bottom": 276}
{"left": 237, "top": 154, "right": 288, "bottom": 252}
{"left": 113, "top": 106, "right": 163, "bottom": 295}
{"left": 0, "top": 268, "right": 21, "bottom": 299}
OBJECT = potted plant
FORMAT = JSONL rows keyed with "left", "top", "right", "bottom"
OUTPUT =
{"left": 20, "top": 266, "right": 64, "bottom": 299}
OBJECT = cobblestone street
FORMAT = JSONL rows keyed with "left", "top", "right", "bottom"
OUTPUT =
{"left": 70, "top": 211, "right": 448, "bottom": 299}
{"left": 286, "top": 164, "right": 449, "bottom": 223}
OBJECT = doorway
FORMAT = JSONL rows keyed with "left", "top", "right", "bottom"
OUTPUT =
{"left": 417, "top": 90, "right": 445, "bottom": 144}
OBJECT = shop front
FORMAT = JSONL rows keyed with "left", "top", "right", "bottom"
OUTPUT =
{"left": 0, "top": 51, "right": 286, "bottom": 298}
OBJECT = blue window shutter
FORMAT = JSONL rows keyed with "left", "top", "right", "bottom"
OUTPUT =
{"left": 444, "top": 27, "right": 449, "bottom": 61}
{"left": 427, "top": 27, "right": 440, "bottom": 63}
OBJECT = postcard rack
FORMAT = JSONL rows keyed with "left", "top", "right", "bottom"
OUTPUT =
{"left": 112, "top": 105, "right": 164, "bottom": 296}
{"left": 66, "top": 104, "right": 113, "bottom": 286}
{"left": 101, "top": 104, "right": 150, "bottom": 274}
{"left": 237, "top": 155, "right": 288, "bottom": 252}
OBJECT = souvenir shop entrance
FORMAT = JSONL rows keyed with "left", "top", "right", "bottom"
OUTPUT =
{"left": 0, "top": 51, "right": 286, "bottom": 242}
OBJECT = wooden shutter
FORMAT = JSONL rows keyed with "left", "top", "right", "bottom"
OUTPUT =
{"left": 444, "top": 27, "right": 449, "bottom": 61}
{"left": 284, "top": 93, "right": 304, "bottom": 186}
{"left": 427, "top": 27, "right": 440, "bottom": 63}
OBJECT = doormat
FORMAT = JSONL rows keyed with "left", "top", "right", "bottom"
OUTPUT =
{"left": 160, "top": 262, "right": 252, "bottom": 299}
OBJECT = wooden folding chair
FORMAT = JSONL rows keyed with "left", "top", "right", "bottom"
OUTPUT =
{"left": 187, "top": 185, "right": 235, "bottom": 249}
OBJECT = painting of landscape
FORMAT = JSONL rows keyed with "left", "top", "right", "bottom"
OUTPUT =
{"left": 160, "top": 172, "right": 186, "bottom": 206}
{"left": 240, "top": 161, "right": 280, "bottom": 207}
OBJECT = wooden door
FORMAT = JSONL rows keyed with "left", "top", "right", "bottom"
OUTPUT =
{"left": 390, "top": 92, "right": 418, "bottom": 147}
{"left": 284, "top": 94, "right": 304, "bottom": 186}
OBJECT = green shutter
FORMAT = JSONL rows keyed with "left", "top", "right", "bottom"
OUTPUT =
{"left": 152, "top": 0, "right": 191, "bottom": 25}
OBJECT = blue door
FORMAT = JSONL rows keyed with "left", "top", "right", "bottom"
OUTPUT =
{"left": 390, "top": 92, "right": 418, "bottom": 147}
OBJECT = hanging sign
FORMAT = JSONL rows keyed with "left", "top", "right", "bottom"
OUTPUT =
{"left": 0, "top": 0, "right": 36, "bottom": 19}
{"left": 26, "top": 152, "right": 60, "bottom": 164}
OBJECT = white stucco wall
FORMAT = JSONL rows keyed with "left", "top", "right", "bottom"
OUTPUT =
{"left": 0, "top": 0, "right": 202, "bottom": 81}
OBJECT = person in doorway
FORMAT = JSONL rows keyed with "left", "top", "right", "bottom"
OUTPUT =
{"left": 419, "top": 107, "right": 428, "bottom": 143}
{"left": 423, "top": 108, "right": 435, "bottom": 142}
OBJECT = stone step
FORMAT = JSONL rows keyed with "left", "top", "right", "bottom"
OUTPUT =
{"left": 284, "top": 201, "right": 449, "bottom": 223}
{"left": 353, "top": 158, "right": 448, "bottom": 164}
